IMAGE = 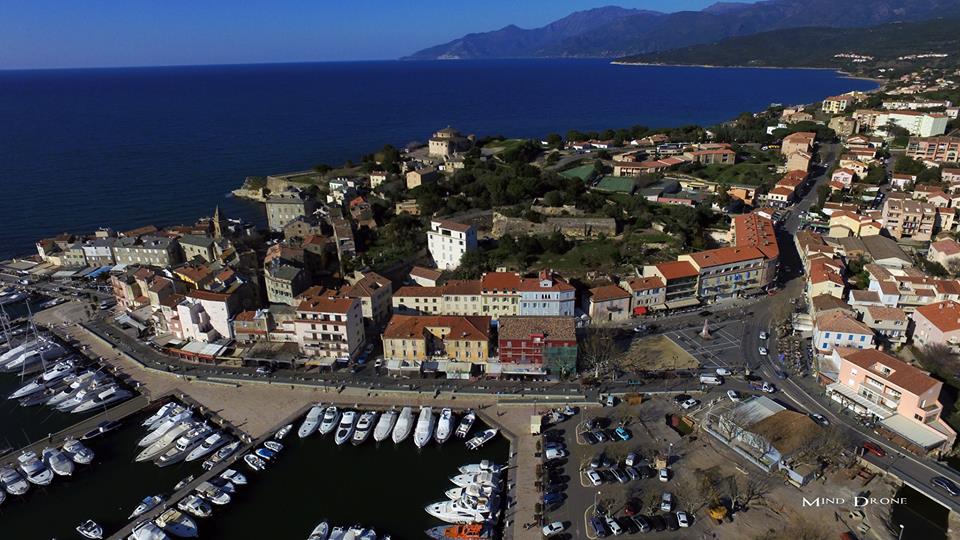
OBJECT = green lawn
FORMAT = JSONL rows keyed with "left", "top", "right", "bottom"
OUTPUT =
{"left": 560, "top": 164, "right": 596, "bottom": 181}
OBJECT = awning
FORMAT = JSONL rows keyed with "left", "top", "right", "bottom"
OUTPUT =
{"left": 826, "top": 382, "right": 894, "bottom": 419}
{"left": 305, "top": 356, "right": 337, "bottom": 367}
{"left": 880, "top": 414, "right": 949, "bottom": 449}
{"left": 440, "top": 361, "right": 473, "bottom": 374}
{"left": 386, "top": 359, "right": 422, "bottom": 372}
{"left": 499, "top": 363, "right": 547, "bottom": 375}
{"left": 115, "top": 313, "right": 147, "bottom": 332}
{"left": 665, "top": 298, "right": 700, "bottom": 309}
{"left": 633, "top": 306, "right": 648, "bottom": 315}
{"left": 179, "top": 340, "right": 227, "bottom": 358}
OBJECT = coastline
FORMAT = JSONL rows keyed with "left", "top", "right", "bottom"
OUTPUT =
{"left": 610, "top": 60, "right": 885, "bottom": 85}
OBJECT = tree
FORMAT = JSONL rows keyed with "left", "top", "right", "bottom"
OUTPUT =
{"left": 545, "top": 133, "right": 563, "bottom": 149}
{"left": 736, "top": 474, "right": 773, "bottom": 509}
{"left": 578, "top": 327, "right": 623, "bottom": 378}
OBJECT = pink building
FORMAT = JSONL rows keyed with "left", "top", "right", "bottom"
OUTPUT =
{"left": 826, "top": 347, "right": 955, "bottom": 454}
{"left": 912, "top": 300, "right": 960, "bottom": 352}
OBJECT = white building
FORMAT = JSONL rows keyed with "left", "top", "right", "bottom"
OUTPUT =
{"left": 427, "top": 219, "right": 477, "bottom": 270}
{"left": 518, "top": 271, "right": 576, "bottom": 316}
{"left": 295, "top": 293, "right": 365, "bottom": 365}
{"left": 175, "top": 290, "right": 239, "bottom": 343}
{"left": 880, "top": 111, "right": 949, "bottom": 137}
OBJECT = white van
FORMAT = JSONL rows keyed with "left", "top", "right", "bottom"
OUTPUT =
{"left": 699, "top": 374, "right": 724, "bottom": 385}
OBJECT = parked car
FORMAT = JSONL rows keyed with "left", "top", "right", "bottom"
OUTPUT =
{"left": 715, "top": 367, "right": 732, "bottom": 376}
{"left": 604, "top": 516, "right": 624, "bottom": 536}
{"left": 255, "top": 365, "right": 273, "bottom": 375}
{"left": 727, "top": 390, "right": 741, "bottom": 402}
{"left": 542, "top": 522, "right": 566, "bottom": 537}
{"left": 631, "top": 515, "right": 652, "bottom": 533}
{"left": 862, "top": 442, "right": 886, "bottom": 458}
{"left": 592, "top": 430, "right": 608, "bottom": 443}
{"left": 660, "top": 492, "right": 674, "bottom": 512}
{"left": 590, "top": 454, "right": 603, "bottom": 469}
{"left": 545, "top": 441, "right": 566, "bottom": 451}
{"left": 658, "top": 468, "right": 670, "bottom": 482}
{"left": 610, "top": 468, "right": 629, "bottom": 484}
{"left": 810, "top": 413, "right": 829, "bottom": 427}
{"left": 699, "top": 374, "right": 724, "bottom": 385}
{"left": 614, "top": 427, "right": 632, "bottom": 441}
{"left": 648, "top": 515, "right": 667, "bottom": 532}
{"left": 589, "top": 516, "right": 609, "bottom": 538}
{"left": 676, "top": 511, "right": 691, "bottom": 527}
{"left": 587, "top": 469, "right": 603, "bottom": 486}
{"left": 625, "top": 452, "right": 638, "bottom": 467}
{"left": 758, "top": 346, "right": 769, "bottom": 356}
{"left": 673, "top": 394, "right": 692, "bottom": 405}
{"left": 680, "top": 398, "right": 699, "bottom": 410}
{"left": 545, "top": 447, "right": 568, "bottom": 460}
{"left": 931, "top": 476, "right": 960, "bottom": 496}
{"left": 582, "top": 432, "right": 599, "bottom": 445}
{"left": 603, "top": 395, "right": 617, "bottom": 407}
{"left": 543, "top": 492, "right": 564, "bottom": 505}
{"left": 759, "top": 331, "right": 768, "bottom": 340}
{"left": 761, "top": 381, "right": 776, "bottom": 393}
{"left": 625, "top": 466, "right": 640, "bottom": 481}
{"left": 624, "top": 499, "right": 641, "bottom": 516}
{"left": 664, "top": 512, "right": 680, "bottom": 531}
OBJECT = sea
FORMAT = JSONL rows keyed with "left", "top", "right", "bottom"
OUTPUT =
{"left": 0, "top": 59, "right": 878, "bottom": 259}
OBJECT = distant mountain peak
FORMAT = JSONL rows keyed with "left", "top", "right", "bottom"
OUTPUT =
{"left": 404, "top": 0, "right": 960, "bottom": 60}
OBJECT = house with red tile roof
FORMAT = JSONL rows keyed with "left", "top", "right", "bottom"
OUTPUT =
{"left": 381, "top": 315, "right": 491, "bottom": 374}
{"left": 912, "top": 300, "right": 960, "bottom": 352}
{"left": 295, "top": 292, "right": 365, "bottom": 365}
{"left": 813, "top": 311, "right": 874, "bottom": 356}
{"left": 928, "top": 238, "right": 960, "bottom": 269}
{"left": 585, "top": 284, "right": 632, "bottom": 322}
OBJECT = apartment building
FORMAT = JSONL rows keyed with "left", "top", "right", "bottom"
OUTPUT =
{"left": 643, "top": 261, "right": 700, "bottom": 309}
{"left": 881, "top": 197, "right": 938, "bottom": 241}
{"left": 731, "top": 213, "right": 779, "bottom": 286}
{"left": 813, "top": 311, "right": 875, "bottom": 356}
{"left": 780, "top": 131, "right": 816, "bottom": 157}
{"left": 381, "top": 314, "right": 490, "bottom": 372}
{"left": 339, "top": 271, "right": 393, "bottom": 327}
{"left": 906, "top": 136, "right": 960, "bottom": 164}
{"left": 498, "top": 316, "right": 577, "bottom": 377}
{"left": 825, "top": 348, "right": 956, "bottom": 454}
{"left": 678, "top": 246, "right": 767, "bottom": 301}
{"left": 427, "top": 219, "right": 477, "bottom": 270}
{"left": 266, "top": 189, "right": 317, "bottom": 232}
{"left": 822, "top": 95, "right": 856, "bottom": 114}
{"left": 113, "top": 236, "right": 182, "bottom": 267}
{"left": 912, "top": 300, "right": 960, "bottom": 352}
{"left": 856, "top": 305, "right": 909, "bottom": 347}
{"left": 620, "top": 276, "right": 666, "bottom": 315}
{"left": 294, "top": 293, "right": 365, "bottom": 365}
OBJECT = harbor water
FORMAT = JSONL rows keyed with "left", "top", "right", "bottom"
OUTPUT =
{"left": 0, "top": 387, "right": 510, "bottom": 539}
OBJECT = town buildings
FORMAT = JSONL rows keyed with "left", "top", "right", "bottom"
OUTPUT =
{"left": 497, "top": 316, "right": 577, "bottom": 376}
{"left": 114, "top": 236, "right": 182, "bottom": 267}
{"left": 294, "top": 292, "right": 365, "bottom": 365}
{"left": 266, "top": 189, "right": 317, "bottom": 232}
{"left": 906, "top": 136, "right": 960, "bottom": 164}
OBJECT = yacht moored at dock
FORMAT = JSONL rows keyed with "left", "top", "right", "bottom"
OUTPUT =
{"left": 413, "top": 407, "right": 435, "bottom": 449}
{"left": 318, "top": 406, "right": 341, "bottom": 436}
{"left": 372, "top": 409, "right": 397, "bottom": 443}
{"left": 434, "top": 408, "right": 455, "bottom": 444}
{"left": 298, "top": 405, "right": 324, "bottom": 438}
{"left": 391, "top": 406, "right": 414, "bottom": 444}
{"left": 351, "top": 411, "right": 377, "bottom": 445}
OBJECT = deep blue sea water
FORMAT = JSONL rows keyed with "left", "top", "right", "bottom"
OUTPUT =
{"left": 0, "top": 60, "right": 876, "bottom": 258}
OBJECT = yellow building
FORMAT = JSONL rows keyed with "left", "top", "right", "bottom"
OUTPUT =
{"left": 381, "top": 315, "right": 491, "bottom": 363}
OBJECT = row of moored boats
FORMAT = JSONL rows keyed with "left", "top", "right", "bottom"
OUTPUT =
{"left": 296, "top": 405, "right": 498, "bottom": 450}
{"left": 135, "top": 402, "right": 238, "bottom": 469}
{"left": 424, "top": 461, "right": 505, "bottom": 528}
{"left": 305, "top": 521, "right": 392, "bottom": 540}
{"left": 0, "top": 437, "right": 96, "bottom": 506}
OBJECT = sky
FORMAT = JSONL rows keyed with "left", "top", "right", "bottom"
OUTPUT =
{"left": 0, "top": 0, "right": 740, "bottom": 69}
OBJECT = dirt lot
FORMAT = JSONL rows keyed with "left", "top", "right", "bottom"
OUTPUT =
{"left": 622, "top": 335, "right": 700, "bottom": 372}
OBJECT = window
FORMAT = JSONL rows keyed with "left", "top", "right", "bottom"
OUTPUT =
{"left": 824, "top": 332, "right": 830, "bottom": 339}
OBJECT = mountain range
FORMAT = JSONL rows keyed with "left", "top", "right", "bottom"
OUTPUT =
{"left": 404, "top": 0, "right": 960, "bottom": 60}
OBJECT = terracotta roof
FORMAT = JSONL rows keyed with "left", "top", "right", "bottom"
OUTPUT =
{"left": 410, "top": 266, "right": 443, "bottom": 281}
{"left": 442, "top": 280, "right": 483, "bottom": 295}
{"left": 749, "top": 410, "right": 821, "bottom": 456}
{"left": 432, "top": 219, "right": 472, "bottom": 233}
{"left": 186, "top": 289, "right": 231, "bottom": 302}
{"left": 517, "top": 275, "right": 575, "bottom": 293}
{"left": 382, "top": 314, "right": 491, "bottom": 341}
{"left": 481, "top": 272, "right": 522, "bottom": 292}
{"left": 655, "top": 261, "right": 699, "bottom": 280}
{"left": 498, "top": 316, "right": 576, "bottom": 341}
{"left": 684, "top": 246, "right": 765, "bottom": 268}
{"left": 783, "top": 131, "right": 816, "bottom": 144}
{"left": 732, "top": 213, "right": 779, "bottom": 260}
{"left": 234, "top": 310, "right": 258, "bottom": 321}
{"left": 914, "top": 300, "right": 960, "bottom": 333}
{"left": 588, "top": 284, "right": 630, "bottom": 302}
{"left": 809, "top": 261, "right": 845, "bottom": 287}
{"left": 296, "top": 294, "right": 357, "bottom": 314}
{"left": 837, "top": 348, "right": 939, "bottom": 395}
{"left": 850, "top": 289, "right": 882, "bottom": 304}
{"left": 931, "top": 239, "right": 960, "bottom": 256}
{"left": 768, "top": 186, "right": 794, "bottom": 197}
{"left": 394, "top": 285, "right": 443, "bottom": 298}
{"left": 811, "top": 294, "right": 852, "bottom": 313}
{"left": 623, "top": 277, "right": 665, "bottom": 292}
{"left": 815, "top": 311, "right": 872, "bottom": 335}
{"left": 864, "top": 305, "right": 907, "bottom": 322}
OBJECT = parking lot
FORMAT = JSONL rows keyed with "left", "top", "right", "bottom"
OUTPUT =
{"left": 663, "top": 319, "right": 748, "bottom": 371}
{"left": 538, "top": 397, "right": 713, "bottom": 539}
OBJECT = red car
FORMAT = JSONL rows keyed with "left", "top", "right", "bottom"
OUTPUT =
{"left": 862, "top": 442, "right": 886, "bottom": 457}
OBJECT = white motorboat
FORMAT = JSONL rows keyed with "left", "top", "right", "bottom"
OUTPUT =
{"left": 445, "top": 483, "right": 495, "bottom": 500}
{"left": 195, "top": 481, "right": 231, "bottom": 505}
{"left": 76, "top": 519, "right": 104, "bottom": 539}
{"left": 434, "top": 408, "right": 455, "bottom": 444}
{"left": 155, "top": 508, "right": 198, "bottom": 538}
{"left": 137, "top": 421, "right": 198, "bottom": 462}
{"left": 345, "top": 526, "right": 363, "bottom": 540}
{"left": 209, "top": 476, "right": 235, "bottom": 495}
{"left": 156, "top": 424, "right": 212, "bottom": 467}
{"left": 63, "top": 438, "right": 95, "bottom": 465}
{"left": 47, "top": 371, "right": 107, "bottom": 407}
{"left": 334, "top": 411, "right": 357, "bottom": 446}
{"left": 424, "top": 498, "right": 489, "bottom": 524}
{"left": 308, "top": 521, "right": 330, "bottom": 540}
{"left": 351, "top": 411, "right": 378, "bottom": 445}
{"left": 177, "top": 494, "right": 213, "bottom": 518}
{"left": 413, "top": 407, "right": 435, "bottom": 449}
{"left": 185, "top": 432, "right": 229, "bottom": 462}
{"left": 43, "top": 446, "right": 76, "bottom": 476}
{"left": 264, "top": 440, "right": 283, "bottom": 453}
{"left": 81, "top": 419, "right": 122, "bottom": 440}
{"left": 220, "top": 468, "right": 247, "bottom": 485}
{"left": 72, "top": 385, "right": 132, "bottom": 413}
{"left": 465, "top": 428, "right": 498, "bottom": 450}
{"left": 9, "top": 359, "right": 75, "bottom": 399}
{"left": 458, "top": 460, "right": 502, "bottom": 475}
{"left": 174, "top": 475, "right": 195, "bottom": 491}
{"left": 138, "top": 411, "right": 194, "bottom": 447}
{"left": 131, "top": 520, "right": 171, "bottom": 540}
{"left": 450, "top": 471, "right": 499, "bottom": 488}
{"left": 0, "top": 340, "right": 35, "bottom": 370}
{"left": 358, "top": 529, "right": 376, "bottom": 540}
{"left": 202, "top": 440, "right": 240, "bottom": 470}
{"left": 255, "top": 447, "right": 277, "bottom": 461}
{"left": 455, "top": 410, "right": 476, "bottom": 439}
{"left": 142, "top": 402, "right": 180, "bottom": 428}
{"left": 318, "top": 406, "right": 341, "bottom": 436}
{"left": 130, "top": 494, "right": 166, "bottom": 519}
{"left": 372, "top": 409, "right": 397, "bottom": 442}
{"left": 299, "top": 405, "right": 324, "bottom": 438}
{"left": 329, "top": 527, "right": 347, "bottom": 540}
{"left": 0, "top": 466, "right": 29, "bottom": 495}
{"left": 18, "top": 451, "right": 53, "bottom": 486}
{"left": 57, "top": 382, "right": 117, "bottom": 412}
{"left": 391, "top": 406, "right": 414, "bottom": 444}
{"left": 244, "top": 453, "right": 266, "bottom": 472}
{"left": 275, "top": 423, "right": 293, "bottom": 440}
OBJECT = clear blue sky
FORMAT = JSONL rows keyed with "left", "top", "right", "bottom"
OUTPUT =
{"left": 1, "top": 0, "right": 740, "bottom": 69}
